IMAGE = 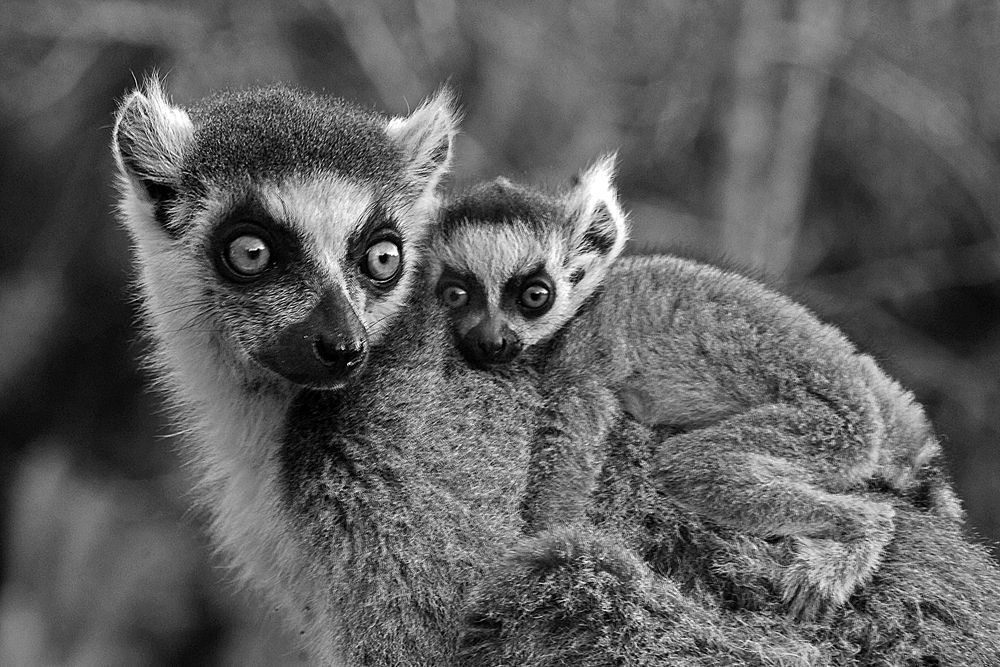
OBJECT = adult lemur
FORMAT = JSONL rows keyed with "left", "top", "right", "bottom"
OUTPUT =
{"left": 112, "top": 78, "right": 548, "bottom": 664}
{"left": 429, "top": 158, "right": 963, "bottom": 619}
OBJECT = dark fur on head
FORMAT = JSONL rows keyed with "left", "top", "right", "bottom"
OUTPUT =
{"left": 184, "top": 87, "right": 405, "bottom": 186}
{"left": 439, "top": 177, "right": 562, "bottom": 239}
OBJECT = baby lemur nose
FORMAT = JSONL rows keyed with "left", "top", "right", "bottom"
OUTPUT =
{"left": 462, "top": 318, "right": 523, "bottom": 367}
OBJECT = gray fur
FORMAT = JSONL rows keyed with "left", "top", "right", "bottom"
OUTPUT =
{"left": 462, "top": 418, "right": 1000, "bottom": 665}
{"left": 184, "top": 86, "right": 405, "bottom": 186}
{"left": 276, "top": 285, "right": 542, "bottom": 662}
{"left": 440, "top": 177, "right": 562, "bottom": 239}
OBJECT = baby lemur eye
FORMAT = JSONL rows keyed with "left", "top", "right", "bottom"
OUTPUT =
{"left": 224, "top": 233, "right": 272, "bottom": 279}
{"left": 440, "top": 284, "right": 469, "bottom": 309}
{"left": 362, "top": 238, "right": 402, "bottom": 284}
{"left": 519, "top": 279, "right": 554, "bottom": 314}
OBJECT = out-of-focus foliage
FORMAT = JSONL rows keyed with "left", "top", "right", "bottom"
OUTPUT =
{"left": 1, "top": 0, "right": 997, "bottom": 663}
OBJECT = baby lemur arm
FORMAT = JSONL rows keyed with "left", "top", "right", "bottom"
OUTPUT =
{"left": 521, "top": 372, "right": 619, "bottom": 533}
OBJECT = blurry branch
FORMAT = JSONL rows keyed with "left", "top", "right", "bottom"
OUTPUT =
{"left": 841, "top": 51, "right": 1000, "bottom": 238}
{"left": 0, "top": 272, "right": 64, "bottom": 401}
{"left": 1, "top": 1, "right": 203, "bottom": 121}
{"left": 319, "top": 0, "right": 431, "bottom": 108}
{"left": 0, "top": 180, "right": 93, "bottom": 400}
{"left": 757, "top": 0, "right": 845, "bottom": 276}
{"left": 800, "top": 239, "right": 1000, "bottom": 303}
{"left": 0, "top": 136, "right": 110, "bottom": 401}
{"left": 3, "top": 0, "right": 203, "bottom": 47}
{"left": 0, "top": 445, "right": 304, "bottom": 666}
{"left": 717, "top": 1, "right": 1000, "bottom": 277}
{"left": 0, "top": 40, "right": 103, "bottom": 120}
{"left": 719, "top": 0, "right": 846, "bottom": 278}
{"left": 413, "top": 0, "right": 461, "bottom": 63}
{"left": 797, "top": 284, "right": 992, "bottom": 410}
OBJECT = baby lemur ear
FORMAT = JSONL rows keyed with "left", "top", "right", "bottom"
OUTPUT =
{"left": 112, "top": 76, "right": 194, "bottom": 236}
{"left": 385, "top": 87, "right": 461, "bottom": 195}
{"left": 562, "top": 154, "right": 629, "bottom": 287}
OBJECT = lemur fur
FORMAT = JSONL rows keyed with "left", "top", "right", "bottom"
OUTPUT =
{"left": 460, "top": 417, "right": 1000, "bottom": 665}
{"left": 112, "top": 78, "right": 548, "bottom": 664}
{"left": 429, "top": 159, "right": 964, "bottom": 620}
{"left": 112, "top": 80, "right": 1000, "bottom": 665}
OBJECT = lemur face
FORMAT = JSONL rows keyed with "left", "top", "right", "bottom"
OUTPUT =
{"left": 433, "top": 222, "right": 567, "bottom": 367}
{"left": 430, "top": 160, "right": 628, "bottom": 369}
{"left": 114, "top": 80, "right": 457, "bottom": 390}
{"left": 194, "top": 179, "right": 410, "bottom": 388}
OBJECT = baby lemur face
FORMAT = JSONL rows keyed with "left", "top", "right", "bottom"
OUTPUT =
{"left": 114, "top": 80, "right": 457, "bottom": 390}
{"left": 430, "top": 157, "right": 628, "bottom": 368}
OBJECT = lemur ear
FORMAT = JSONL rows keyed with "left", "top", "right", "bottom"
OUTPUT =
{"left": 113, "top": 77, "right": 194, "bottom": 236}
{"left": 113, "top": 77, "right": 193, "bottom": 199}
{"left": 385, "top": 87, "right": 460, "bottom": 194}
{"left": 563, "top": 153, "right": 629, "bottom": 274}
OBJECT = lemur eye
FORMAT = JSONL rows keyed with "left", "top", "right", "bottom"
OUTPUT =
{"left": 520, "top": 281, "right": 553, "bottom": 312}
{"left": 440, "top": 285, "right": 469, "bottom": 309}
{"left": 225, "top": 234, "right": 272, "bottom": 278}
{"left": 363, "top": 238, "right": 402, "bottom": 283}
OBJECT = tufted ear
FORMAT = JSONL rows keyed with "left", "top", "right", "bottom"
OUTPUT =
{"left": 561, "top": 154, "right": 629, "bottom": 292}
{"left": 385, "top": 87, "right": 461, "bottom": 196}
{"left": 112, "top": 76, "right": 194, "bottom": 236}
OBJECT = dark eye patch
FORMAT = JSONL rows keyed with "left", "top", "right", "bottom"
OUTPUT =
{"left": 209, "top": 195, "right": 305, "bottom": 285}
{"left": 350, "top": 201, "right": 406, "bottom": 294}
{"left": 437, "top": 269, "right": 487, "bottom": 311}
{"left": 348, "top": 202, "right": 401, "bottom": 260}
{"left": 503, "top": 266, "right": 556, "bottom": 318}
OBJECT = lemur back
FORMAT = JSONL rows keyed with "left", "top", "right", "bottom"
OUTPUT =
{"left": 429, "top": 160, "right": 962, "bottom": 620}
{"left": 112, "top": 79, "right": 545, "bottom": 665}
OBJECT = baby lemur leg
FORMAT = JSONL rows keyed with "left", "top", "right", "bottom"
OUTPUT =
{"left": 652, "top": 405, "right": 896, "bottom": 620}
{"left": 521, "top": 378, "right": 619, "bottom": 534}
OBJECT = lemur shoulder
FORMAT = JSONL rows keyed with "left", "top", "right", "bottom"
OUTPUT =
{"left": 429, "top": 158, "right": 963, "bottom": 619}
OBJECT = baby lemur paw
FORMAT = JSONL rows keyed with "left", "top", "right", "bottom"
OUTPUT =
{"left": 781, "top": 531, "right": 893, "bottom": 621}
{"left": 777, "top": 497, "right": 897, "bottom": 620}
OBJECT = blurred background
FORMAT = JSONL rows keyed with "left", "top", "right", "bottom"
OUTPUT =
{"left": 1, "top": 0, "right": 998, "bottom": 664}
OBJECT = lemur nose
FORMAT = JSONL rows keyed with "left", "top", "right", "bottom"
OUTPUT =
{"left": 480, "top": 336, "right": 507, "bottom": 354}
{"left": 459, "top": 317, "right": 524, "bottom": 367}
{"left": 313, "top": 335, "right": 366, "bottom": 369}
{"left": 466, "top": 327, "right": 523, "bottom": 366}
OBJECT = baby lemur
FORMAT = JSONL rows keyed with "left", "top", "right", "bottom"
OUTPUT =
{"left": 430, "top": 157, "right": 963, "bottom": 620}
